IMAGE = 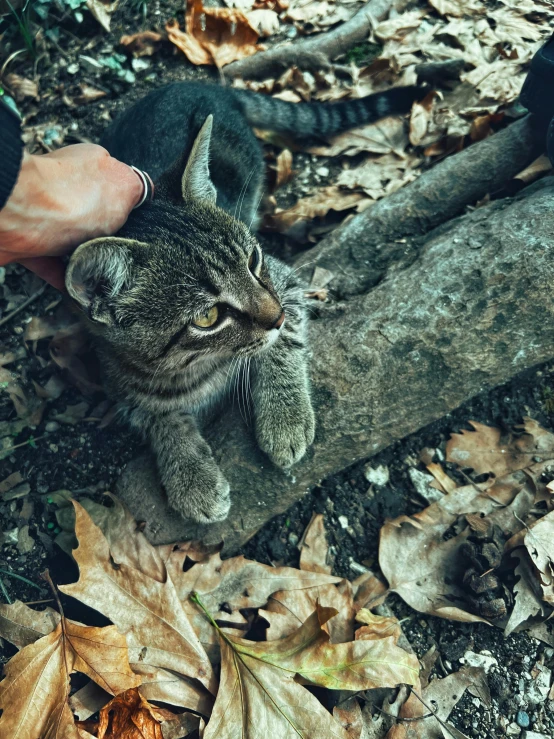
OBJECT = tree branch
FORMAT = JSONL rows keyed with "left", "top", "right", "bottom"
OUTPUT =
{"left": 222, "top": 0, "right": 394, "bottom": 80}
{"left": 117, "top": 175, "right": 554, "bottom": 551}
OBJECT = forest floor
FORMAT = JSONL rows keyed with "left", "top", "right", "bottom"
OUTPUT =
{"left": 1, "top": 0, "right": 554, "bottom": 737}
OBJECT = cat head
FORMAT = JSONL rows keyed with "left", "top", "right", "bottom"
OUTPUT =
{"left": 66, "top": 116, "right": 284, "bottom": 374}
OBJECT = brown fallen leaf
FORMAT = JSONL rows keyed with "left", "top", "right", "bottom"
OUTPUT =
{"left": 505, "top": 550, "right": 548, "bottom": 636}
{"left": 409, "top": 90, "right": 438, "bottom": 146}
{"left": 0, "top": 599, "right": 60, "bottom": 649}
{"left": 378, "top": 477, "right": 534, "bottom": 623}
{"left": 167, "top": 0, "right": 260, "bottom": 68}
{"left": 263, "top": 185, "right": 367, "bottom": 241}
{"left": 446, "top": 420, "right": 541, "bottom": 478}
{"left": 246, "top": 7, "right": 279, "bottom": 37}
{"left": 120, "top": 30, "right": 163, "bottom": 57}
{"left": 261, "top": 580, "right": 355, "bottom": 643}
{"left": 87, "top": 0, "right": 118, "bottom": 32}
{"left": 274, "top": 148, "right": 294, "bottom": 190}
{"left": 355, "top": 608, "right": 403, "bottom": 643}
{"left": 336, "top": 154, "right": 416, "bottom": 201}
{"left": 81, "top": 688, "right": 175, "bottom": 739}
{"left": 0, "top": 614, "right": 140, "bottom": 738}
{"left": 165, "top": 542, "right": 339, "bottom": 659}
{"left": 161, "top": 712, "right": 200, "bottom": 739}
{"left": 74, "top": 84, "right": 107, "bottom": 105}
{"left": 202, "top": 603, "right": 419, "bottom": 738}
{"left": 60, "top": 502, "right": 217, "bottom": 695}
{"left": 299, "top": 512, "right": 331, "bottom": 574}
{"left": 523, "top": 510, "right": 554, "bottom": 605}
{"left": 4, "top": 72, "right": 38, "bottom": 101}
{"left": 309, "top": 116, "right": 410, "bottom": 158}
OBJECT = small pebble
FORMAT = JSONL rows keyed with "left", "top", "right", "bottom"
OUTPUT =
{"left": 517, "top": 712, "right": 530, "bottom": 729}
{"left": 45, "top": 422, "right": 60, "bottom": 433}
{"left": 338, "top": 515, "right": 349, "bottom": 529}
{"left": 288, "top": 532, "right": 299, "bottom": 546}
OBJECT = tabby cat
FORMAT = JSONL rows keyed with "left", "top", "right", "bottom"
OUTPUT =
{"left": 66, "top": 80, "right": 424, "bottom": 524}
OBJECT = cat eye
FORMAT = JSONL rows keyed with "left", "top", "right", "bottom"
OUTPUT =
{"left": 193, "top": 305, "right": 219, "bottom": 328}
{"left": 248, "top": 247, "right": 261, "bottom": 274}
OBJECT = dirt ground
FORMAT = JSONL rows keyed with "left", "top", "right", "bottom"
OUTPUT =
{"left": 1, "top": 1, "right": 554, "bottom": 737}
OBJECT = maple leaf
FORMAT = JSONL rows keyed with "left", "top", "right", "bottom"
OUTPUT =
{"left": 0, "top": 617, "right": 140, "bottom": 738}
{"left": 164, "top": 542, "right": 341, "bottom": 659}
{"left": 261, "top": 581, "right": 355, "bottom": 642}
{"left": 0, "top": 599, "right": 60, "bottom": 648}
{"left": 60, "top": 502, "right": 216, "bottom": 696}
{"left": 197, "top": 598, "right": 419, "bottom": 738}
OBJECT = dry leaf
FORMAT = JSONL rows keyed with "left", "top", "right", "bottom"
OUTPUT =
{"left": 336, "top": 154, "right": 415, "bottom": 201}
{"left": 246, "top": 8, "right": 279, "bottom": 37}
{"left": 263, "top": 185, "right": 366, "bottom": 240}
{"left": 505, "top": 550, "right": 548, "bottom": 636}
{"left": 274, "top": 148, "right": 293, "bottom": 189}
{"left": 0, "top": 616, "right": 140, "bottom": 738}
{"left": 523, "top": 511, "right": 554, "bottom": 604}
{"left": 120, "top": 30, "right": 163, "bottom": 57}
{"left": 74, "top": 84, "right": 107, "bottom": 105}
{"left": 81, "top": 688, "right": 175, "bottom": 739}
{"left": 0, "top": 600, "right": 60, "bottom": 649}
{"left": 261, "top": 580, "right": 355, "bottom": 643}
{"left": 299, "top": 513, "right": 331, "bottom": 574}
{"left": 409, "top": 90, "right": 438, "bottom": 146}
{"left": 309, "top": 116, "right": 409, "bottom": 157}
{"left": 446, "top": 420, "right": 539, "bottom": 477}
{"left": 87, "top": 0, "right": 118, "bottom": 32}
{"left": 60, "top": 502, "right": 217, "bottom": 695}
{"left": 167, "top": 0, "right": 260, "bottom": 68}
{"left": 378, "top": 480, "right": 529, "bottom": 623}
{"left": 4, "top": 72, "right": 38, "bottom": 101}
{"left": 203, "top": 604, "right": 419, "bottom": 738}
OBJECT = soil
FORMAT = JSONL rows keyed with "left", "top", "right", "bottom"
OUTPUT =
{"left": 0, "top": 2, "right": 553, "bottom": 738}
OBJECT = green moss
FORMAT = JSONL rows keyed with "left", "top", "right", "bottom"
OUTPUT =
{"left": 541, "top": 386, "right": 554, "bottom": 414}
{"left": 345, "top": 42, "right": 382, "bottom": 66}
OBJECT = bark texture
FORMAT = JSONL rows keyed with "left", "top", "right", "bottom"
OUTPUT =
{"left": 118, "top": 166, "right": 554, "bottom": 550}
{"left": 295, "top": 116, "right": 540, "bottom": 298}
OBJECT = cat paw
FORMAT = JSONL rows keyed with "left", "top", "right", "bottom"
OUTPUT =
{"left": 165, "top": 461, "right": 231, "bottom": 524}
{"left": 256, "top": 393, "right": 315, "bottom": 468}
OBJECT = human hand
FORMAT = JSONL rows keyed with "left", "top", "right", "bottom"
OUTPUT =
{"left": 0, "top": 144, "right": 146, "bottom": 290}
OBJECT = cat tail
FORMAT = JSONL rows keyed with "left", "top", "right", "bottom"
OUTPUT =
{"left": 231, "top": 85, "right": 428, "bottom": 138}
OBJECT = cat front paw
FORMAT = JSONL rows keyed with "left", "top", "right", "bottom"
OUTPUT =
{"left": 256, "top": 392, "right": 315, "bottom": 468}
{"left": 164, "top": 459, "right": 231, "bottom": 524}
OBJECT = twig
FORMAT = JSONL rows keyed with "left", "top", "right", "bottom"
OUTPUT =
{"left": 0, "top": 283, "right": 47, "bottom": 329}
{"left": 223, "top": 0, "right": 394, "bottom": 80}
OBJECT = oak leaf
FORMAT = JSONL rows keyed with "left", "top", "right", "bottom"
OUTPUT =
{"left": 445, "top": 420, "right": 543, "bottom": 477}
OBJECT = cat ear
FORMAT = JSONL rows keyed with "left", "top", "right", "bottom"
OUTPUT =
{"left": 181, "top": 114, "right": 217, "bottom": 204}
{"left": 66, "top": 237, "right": 144, "bottom": 324}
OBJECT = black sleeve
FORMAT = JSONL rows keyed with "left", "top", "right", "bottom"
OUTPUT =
{"left": 0, "top": 96, "right": 24, "bottom": 211}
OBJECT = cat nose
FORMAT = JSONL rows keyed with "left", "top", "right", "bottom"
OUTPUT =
{"left": 273, "top": 310, "right": 285, "bottom": 330}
